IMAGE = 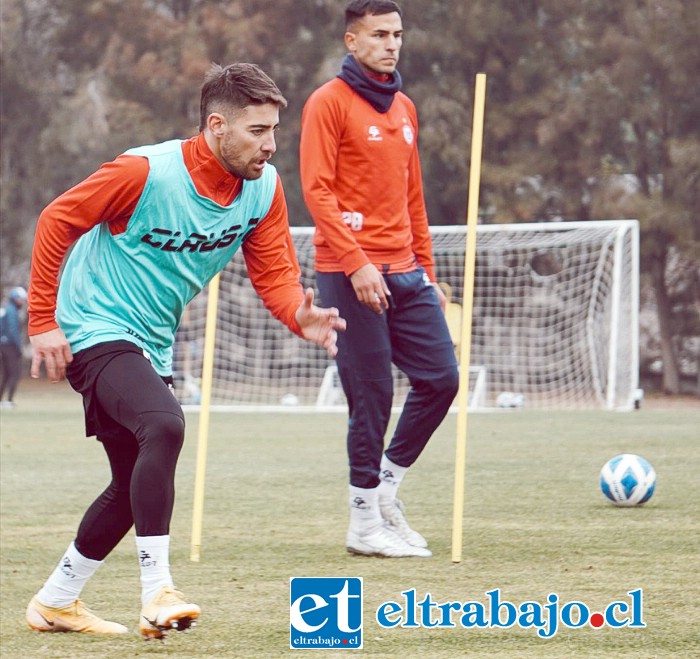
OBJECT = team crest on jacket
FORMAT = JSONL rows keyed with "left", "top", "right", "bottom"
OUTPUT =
{"left": 402, "top": 124, "right": 414, "bottom": 145}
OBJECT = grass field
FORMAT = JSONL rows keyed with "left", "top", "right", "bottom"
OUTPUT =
{"left": 1, "top": 380, "right": 698, "bottom": 658}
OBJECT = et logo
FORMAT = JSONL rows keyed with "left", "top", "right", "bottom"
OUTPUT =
{"left": 290, "top": 578, "right": 363, "bottom": 650}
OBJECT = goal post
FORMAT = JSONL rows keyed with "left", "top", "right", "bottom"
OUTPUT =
{"left": 173, "top": 220, "right": 640, "bottom": 412}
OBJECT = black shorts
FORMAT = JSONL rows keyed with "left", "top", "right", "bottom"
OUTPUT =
{"left": 66, "top": 340, "right": 175, "bottom": 438}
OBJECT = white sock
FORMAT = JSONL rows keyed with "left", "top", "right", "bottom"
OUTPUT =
{"left": 349, "top": 485, "right": 383, "bottom": 534}
{"left": 376, "top": 455, "right": 409, "bottom": 501}
{"left": 36, "top": 541, "right": 102, "bottom": 607}
{"left": 136, "top": 535, "right": 174, "bottom": 605}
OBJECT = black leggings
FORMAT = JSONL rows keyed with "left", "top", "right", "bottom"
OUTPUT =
{"left": 74, "top": 351, "right": 185, "bottom": 561}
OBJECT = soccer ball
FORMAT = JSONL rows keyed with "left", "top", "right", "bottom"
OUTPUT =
{"left": 599, "top": 454, "right": 656, "bottom": 506}
{"left": 496, "top": 391, "right": 526, "bottom": 408}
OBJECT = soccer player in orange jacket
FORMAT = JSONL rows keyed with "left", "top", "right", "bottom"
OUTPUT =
{"left": 300, "top": 0, "right": 459, "bottom": 558}
{"left": 26, "top": 63, "right": 345, "bottom": 639}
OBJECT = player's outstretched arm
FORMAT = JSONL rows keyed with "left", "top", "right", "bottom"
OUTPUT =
{"left": 30, "top": 328, "right": 73, "bottom": 383}
{"left": 295, "top": 288, "right": 346, "bottom": 357}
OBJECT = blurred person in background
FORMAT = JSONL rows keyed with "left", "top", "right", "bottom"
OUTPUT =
{"left": 0, "top": 286, "right": 28, "bottom": 409}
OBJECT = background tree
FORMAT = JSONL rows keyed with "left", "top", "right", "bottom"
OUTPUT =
{"left": 1, "top": 0, "right": 697, "bottom": 393}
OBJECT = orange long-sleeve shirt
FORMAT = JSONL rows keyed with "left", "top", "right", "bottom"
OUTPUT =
{"left": 299, "top": 77, "right": 436, "bottom": 281}
{"left": 29, "top": 133, "right": 304, "bottom": 337}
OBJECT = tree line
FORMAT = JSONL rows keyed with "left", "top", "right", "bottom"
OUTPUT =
{"left": 1, "top": 0, "right": 698, "bottom": 393}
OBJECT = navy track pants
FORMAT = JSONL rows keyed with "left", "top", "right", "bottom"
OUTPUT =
{"left": 316, "top": 268, "right": 459, "bottom": 489}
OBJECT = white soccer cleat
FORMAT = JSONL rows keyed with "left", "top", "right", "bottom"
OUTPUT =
{"left": 379, "top": 497, "right": 429, "bottom": 548}
{"left": 346, "top": 524, "right": 431, "bottom": 558}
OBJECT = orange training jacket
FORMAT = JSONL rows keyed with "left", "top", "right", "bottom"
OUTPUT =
{"left": 300, "top": 77, "right": 436, "bottom": 281}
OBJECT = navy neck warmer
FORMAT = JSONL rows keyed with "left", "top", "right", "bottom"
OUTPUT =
{"left": 337, "top": 53, "right": 402, "bottom": 113}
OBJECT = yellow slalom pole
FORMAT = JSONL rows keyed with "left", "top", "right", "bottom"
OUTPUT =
{"left": 452, "top": 73, "right": 487, "bottom": 564}
{"left": 190, "top": 273, "right": 220, "bottom": 562}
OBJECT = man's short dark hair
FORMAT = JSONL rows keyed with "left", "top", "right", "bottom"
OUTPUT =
{"left": 199, "top": 62, "right": 288, "bottom": 131}
{"left": 345, "top": 0, "right": 402, "bottom": 30}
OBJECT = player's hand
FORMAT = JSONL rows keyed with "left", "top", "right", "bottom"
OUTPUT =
{"left": 29, "top": 328, "right": 73, "bottom": 383}
{"left": 350, "top": 263, "right": 391, "bottom": 314}
{"left": 433, "top": 282, "right": 447, "bottom": 312}
{"left": 295, "top": 288, "right": 346, "bottom": 357}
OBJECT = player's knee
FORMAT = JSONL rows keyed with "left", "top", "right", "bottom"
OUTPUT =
{"left": 442, "top": 365, "right": 460, "bottom": 399}
{"left": 419, "top": 366, "right": 459, "bottom": 401}
{"left": 139, "top": 411, "right": 185, "bottom": 452}
{"left": 158, "top": 412, "right": 186, "bottom": 449}
{"left": 106, "top": 478, "right": 131, "bottom": 500}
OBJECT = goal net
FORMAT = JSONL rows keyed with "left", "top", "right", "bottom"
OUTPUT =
{"left": 173, "top": 220, "right": 639, "bottom": 411}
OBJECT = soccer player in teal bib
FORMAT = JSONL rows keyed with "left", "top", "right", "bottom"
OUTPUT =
{"left": 26, "top": 63, "right": 345, "bottom": 640}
